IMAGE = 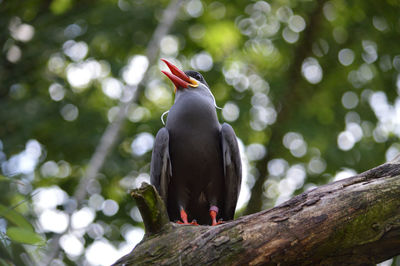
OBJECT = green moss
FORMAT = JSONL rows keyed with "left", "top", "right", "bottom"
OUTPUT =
{"left": 215, "top": 238, "right": 244, "bottom": 265}
{"left": 317, "top": 188, "right": 400, "bottom": 256}
{"left": 142, "top": 188, "right": 158, "bottom": 221}
{"left": 131, "top": 184, "right": 170, "bottom": 236}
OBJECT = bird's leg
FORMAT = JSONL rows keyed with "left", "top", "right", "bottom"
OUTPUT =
{"left": 178, "top": 209, "right": 189, "bottom": 224}
{"left": 209, "top": 206, "right": 224, "bottom": 226}
{"left": 176, "top": 208, "right": 198, "bottom": 225}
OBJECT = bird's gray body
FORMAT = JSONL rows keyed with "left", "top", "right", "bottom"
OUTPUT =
{"left": 151, "top": 73, "right": 241, "bottom": 225}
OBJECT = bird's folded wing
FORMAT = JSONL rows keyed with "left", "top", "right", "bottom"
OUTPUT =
{"left": 150, "top": 127, "right": 172, "bottom": 204}
{"left": 221, "top": 123, "right": 242, "bottom": 220}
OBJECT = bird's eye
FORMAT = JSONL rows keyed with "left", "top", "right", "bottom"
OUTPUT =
{"left": 195, "top": 74, "right": 201, "bottom": 80}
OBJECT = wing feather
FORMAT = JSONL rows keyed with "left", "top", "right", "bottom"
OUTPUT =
{"left": 220, "top": 123, "right": 242, "bottom": 220}
{"left": 150, "top": 128, "right": 171, "bottom": 204}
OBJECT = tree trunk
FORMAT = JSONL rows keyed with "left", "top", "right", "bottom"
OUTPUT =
{"left": 113, "top": 157, "right": 400, "bottom": 265}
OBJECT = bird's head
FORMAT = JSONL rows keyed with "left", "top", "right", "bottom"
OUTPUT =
{"left": 161, "top": 58, "right": 208, "bottom": 93}
{"left": 159, "top": 59, "right": 221, "bottom": 124}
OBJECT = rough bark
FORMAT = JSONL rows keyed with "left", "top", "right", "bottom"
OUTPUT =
{"left": 131, "top": 183, "right": 171, "bottom": 235}
{"left": 113, "top": 157, "right": 400, "bottom": 265}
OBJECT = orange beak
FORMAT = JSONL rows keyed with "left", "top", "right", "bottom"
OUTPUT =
{"left": 161, "top": 59, "right": 198, "bottom": 93}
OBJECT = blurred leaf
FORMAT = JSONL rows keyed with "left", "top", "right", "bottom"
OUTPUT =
{"left": 202, "top": 21, "right": 241, "bottom": 59}
{"left": 6, "top": 227, "right": 45, "bottom": 246}
{"left": 50, "top": 0, "right": 74, "bottom": 14}
{"left": 0, "top": 175, "right": 9, "bottom": 182}
{"left": 0, "top": 258, "right": 14, "bottom": 266}
{"left": 0, "top": 176, "right": 25, "bottom": 187}
{"left": 0, "top": 204, "right": 33, "bottom": 231}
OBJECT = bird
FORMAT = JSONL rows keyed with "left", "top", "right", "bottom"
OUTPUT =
{"left": 150, "top": 58, "right": 242, "bottom": 226}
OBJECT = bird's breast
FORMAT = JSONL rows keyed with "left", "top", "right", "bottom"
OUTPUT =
{"left": 166, "top": 92, "right": 219, "bottom": 131}
{"left": 165, "top": 92, "right": 223, "bottom": 187}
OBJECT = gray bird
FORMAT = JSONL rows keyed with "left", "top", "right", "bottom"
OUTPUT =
{"left": 150, "top": 59, "right": 241, "bottom": 226}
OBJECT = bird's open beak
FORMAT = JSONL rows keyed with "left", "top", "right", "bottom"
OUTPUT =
{"left": 161, "top": 58, "right": 198, "bottom": 93}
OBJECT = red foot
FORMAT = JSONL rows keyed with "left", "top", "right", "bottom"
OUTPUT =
{"left": 211, "top": 219, "right": 225, "bottom": 226}
{"left": 210, "top": 206, "right": 224, "bottom": 226}
{"left": 176, "top": 220, "right": 199, "bottom": 225}
{"left": 176, "top": 209, "right": 199, "bottom": 226}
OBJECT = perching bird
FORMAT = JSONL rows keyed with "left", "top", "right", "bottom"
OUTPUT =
{"left": 150, "top": 59, "right": 242, "bottom": 226}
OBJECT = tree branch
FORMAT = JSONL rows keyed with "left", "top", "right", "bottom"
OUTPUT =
{"left": 113, "top": 158, "right": 400, "bottom": 265}
{"left": 131, "top": 183, "right": 171, "bottom": 235}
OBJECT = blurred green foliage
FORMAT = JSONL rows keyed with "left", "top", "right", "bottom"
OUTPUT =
{"left": 1, "top": 0, "right": 400, "bottom": 264}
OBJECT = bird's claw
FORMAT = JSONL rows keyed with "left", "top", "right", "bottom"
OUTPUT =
{"left": 211, "top": 219, "right": 225, "bottom": 226}
{"left": 176, "top": 220, "right": 199, "bottom": 226}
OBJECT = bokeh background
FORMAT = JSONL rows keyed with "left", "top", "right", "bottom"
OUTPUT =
{"left": 1, "top": 0, "right": 400, "bottom": 265}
